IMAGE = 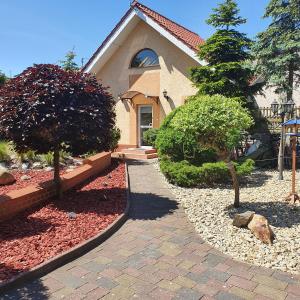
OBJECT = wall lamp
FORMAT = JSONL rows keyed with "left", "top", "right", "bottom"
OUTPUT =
{"left": 163, "top": 89, "right": 170, "bottom": 101}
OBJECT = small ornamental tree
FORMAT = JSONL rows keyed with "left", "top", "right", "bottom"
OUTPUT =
{"left": 190, "top": 0, "right": 263, "bottom": 103}
{"left": 0, "top": 64, "right": 116, "bottom": 197}
{"left": 252, "top": 0, "right": 300, "bottom": 100}
{"left": 170, "top": 95, "right": 253, "bottom": 207}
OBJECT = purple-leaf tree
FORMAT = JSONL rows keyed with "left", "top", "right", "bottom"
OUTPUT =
{"left": 0, "top": 64, "right": 116, "bottom": 197}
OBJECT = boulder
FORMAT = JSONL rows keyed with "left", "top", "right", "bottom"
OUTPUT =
{"left": 0, "top": 167, "right": 16, "bottom": 185}
{"left": 248, "top": 214, "right": 274, "bottom": 245}
{"left": 233, "top": 211, "right": 255, "bottom": 228}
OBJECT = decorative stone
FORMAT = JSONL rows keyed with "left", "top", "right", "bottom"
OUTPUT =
{"left": 247, "top": 214, "right": 274, "bottom": 245}
{"left": 44, "top": 167, "right": 54, "bottom": 172}
{"left": 21, "top": 163, "right": 29, "bottom": 170}
{"left": 0, "top": 167, "right": 16, "bottom": 185}
{"left": 233, "top": 211, "right": 255, "bottom": 228}
{"left": 21, "top": 175, "right": 31, "bottom": 181}
{"left": 32, "top": 162, "right": 42, "bottom": 169}
{"left": 67, "top": 212, "right": 77, "bottom": 219}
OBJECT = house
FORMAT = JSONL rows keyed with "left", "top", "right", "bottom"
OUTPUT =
{"left": 83, "top": 1, "right": 300, "bottom": 156}
{"left": 83, "top": 1, "right": 204, "bottom": 155}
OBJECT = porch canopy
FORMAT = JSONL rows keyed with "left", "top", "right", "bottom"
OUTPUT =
{"left": 119, "top": 91, "right": 159, "bottom": 104}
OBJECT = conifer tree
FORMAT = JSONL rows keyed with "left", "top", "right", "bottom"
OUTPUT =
{"left": 0, "top": 70, "right": 7, "bottom": 87}
{"left": 190, "top": 0, "right": 262, "bottom": 104}
{"left": 60, "top": 50, "right": 79, "bottom": 71}
{"left": 252, "top": 0, "right": 300, "bottom": 101}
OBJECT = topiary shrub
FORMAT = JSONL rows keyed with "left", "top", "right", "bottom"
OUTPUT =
{"left": 0, "top": 141, "right": 14, "bottom": 162}
{"left": 160, "top": 157, "right": 254, "bottom": 187}
{"left": 156, "top": 107, "right": 217, "bottom": 165}
{"left": 143, "top": 128, "right": 159, "bottom": 147}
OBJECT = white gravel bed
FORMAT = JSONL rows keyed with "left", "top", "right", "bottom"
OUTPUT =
{"left": 152, "top": 160, "right": 300, "bottom": 274}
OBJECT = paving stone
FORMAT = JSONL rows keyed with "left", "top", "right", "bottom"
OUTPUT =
{"left": 95, "top": 277, "right": 119, "bottom": 289}
{"left": 286, "top": 284, "right": 300, "bottom": 296}
{"left": 83, "top": 261, "right": 107, "bottom": 273}
{"left": 158, "top": 279, "right": 182, "bottom": 292}
{"left": 227, "top": 275, "right": 258, "bottom": 291}
{"left": 252, "top": 274, "right": 288, "bottom": 291}
{"left": 173, "top": 275, "right": 197, "bottom": 288}
{"left": 85, "top": 287, "right": 109, "bottom": 299}
{"left": 173, "top": 287, "right": 204, "bottom": 300}
{"left": 272, "top": 271, "right": 299, "bottom": 285}
{"left": 229, "top": 286, "right": 256, "bottom": 300}
{"left": 215, "top": 291, "right": 244, "bottom": 300}
{"left": 186, "top": 272, "right": 210, "bottom": 284}
{"left": 202, "top": 253, "right": 227, "bottom": 267}
{"left": 254, "top": 284, "right": 287, "bottom": 300}
{"left": 201, "top": 269, "right": 231, "bottom": 282}
{"left": 149, "top": 287, "right": 175, "bottom": 300}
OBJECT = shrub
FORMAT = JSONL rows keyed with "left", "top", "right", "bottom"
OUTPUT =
{"left": 0, "top": 141, "right": 14, "bottom": 162}
{"left": 156, "top": 107, "right": 217, "bottom": 165}
{"left": 160, "top": 157, "right": 254, "bottom": 187}
{"left": 110, "top": 127, "right": 121, "bottom": 151}
{"left": 143, "top": 128, "right": 159, "bottom": 147}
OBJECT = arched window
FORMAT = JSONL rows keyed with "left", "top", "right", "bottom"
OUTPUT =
{"left": 130, "top": 49, "right": 159, "bottom": 68}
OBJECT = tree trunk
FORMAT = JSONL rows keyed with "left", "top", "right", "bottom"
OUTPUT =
{"left": 287, "top": 60, "right": 294, "bottom": 102}
{"left": 226, "top": 159, "right": 240, "bottom": 208}
{"left": 53, "top": 147, "right": 62, "bottom": 199}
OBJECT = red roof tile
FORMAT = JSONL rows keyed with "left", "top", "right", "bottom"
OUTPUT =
{"left": 133, "top": 1, "right": 204, "bottom": 51}
{"left": 83, "top": 1, "right": 204, "bottom": 71}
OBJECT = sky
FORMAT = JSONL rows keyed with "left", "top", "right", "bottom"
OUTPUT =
{"left": 0, "top": 0, "right": 270, "bottom": 76}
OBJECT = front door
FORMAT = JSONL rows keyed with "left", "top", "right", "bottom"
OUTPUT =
{"left": 138, "top": 105, "right": 153, "bottom": 148}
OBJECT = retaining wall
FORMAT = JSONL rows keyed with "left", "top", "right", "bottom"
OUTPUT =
{"left": 0, "top": 152, "right": 111, "bottom": 222}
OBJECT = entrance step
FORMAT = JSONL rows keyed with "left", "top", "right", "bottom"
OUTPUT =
{"left": 112, "top": 148, "right": 158, "bottom": 160}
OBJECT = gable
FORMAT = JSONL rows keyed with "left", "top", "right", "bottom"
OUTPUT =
{"left": 83, "top": 2, "right": 206, "bottom": 74}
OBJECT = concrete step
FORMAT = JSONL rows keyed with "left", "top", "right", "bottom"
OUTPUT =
{"left": 112, "top": 152, "right": 158, "bottom": 160}
{"left": 122, "top": 148, "right": 157, "bottom": 155}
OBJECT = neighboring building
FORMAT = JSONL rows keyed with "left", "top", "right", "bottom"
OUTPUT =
{"left": 83, "top": 1, "right": 204, "bottom": 149}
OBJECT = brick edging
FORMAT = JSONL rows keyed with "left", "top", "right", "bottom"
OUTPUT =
{"left": 0, "top": 161, "right": 131, "bottom": 294}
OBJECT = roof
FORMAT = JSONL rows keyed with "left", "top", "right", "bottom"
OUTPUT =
{"left": 133, "top": 1, "right": 204, "bottom": 51}
{"left": 83, "top": 1, "right": 204, "bottom": 72}
{"left": 283, "top": 119, "right": 300, "bottom": 127}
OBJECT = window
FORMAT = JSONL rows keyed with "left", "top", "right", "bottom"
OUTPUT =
{"left": 130, "top": 49, "right": 159, "bottom": 68}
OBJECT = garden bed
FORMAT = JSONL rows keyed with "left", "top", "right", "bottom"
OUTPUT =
{"left": 0, "top": 161, "right": 126, "bottom": 283}
{"left": 154, "top": 160, "right": 300, "bottom": 275}
{"left": 0, "top": 170, "right": 57, "bottom": 196}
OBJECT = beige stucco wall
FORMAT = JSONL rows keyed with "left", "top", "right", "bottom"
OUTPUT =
{"left": 96, "top": 20, "right": 199, "bottom": 146}
{"left": 255, "top": 86, "right": 300, "bottom": 108}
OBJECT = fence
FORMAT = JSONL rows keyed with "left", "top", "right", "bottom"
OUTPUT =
{"left": 259, "top": 107, "right": 300, "bottom": 119}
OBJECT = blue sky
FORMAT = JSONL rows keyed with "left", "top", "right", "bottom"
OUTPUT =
{"left": 0, "top": 0, "right": 270, "bottom": 76}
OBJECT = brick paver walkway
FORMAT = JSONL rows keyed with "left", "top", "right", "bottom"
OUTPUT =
{"left": 2, "top": 160, "right": 300, "bottom": 300}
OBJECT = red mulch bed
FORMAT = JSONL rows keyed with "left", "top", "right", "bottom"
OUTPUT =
{"left": 0, "top": 170, "right": 55, "bottom": 196}
{"left": 0, "top": 161, "right": 126, "bottom": 283}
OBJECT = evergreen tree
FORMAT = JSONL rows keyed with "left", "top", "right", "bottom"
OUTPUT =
{"left": 190, "top": 0, "right": 263, "bottom": 104}
{"left": 252, "top": 0, "right": 300, "bottom": 100}
{"left": 60, "top": 50, "right": 79, "bottom": 71}
{"left": 0, "top": 70, "right": 7, "bottom": 87}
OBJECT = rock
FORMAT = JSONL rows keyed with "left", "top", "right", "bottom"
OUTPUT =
{"left": 233, "top": 211, "right": 255, "bottom": 228}
{"left": 9, "top": 163, "right": 19, "bottom": 170}
{"left": 248, "top": 214, "right": 274, "bottom": 245}
{"left": 21, "top": 163, "right": 29, "bottom": 171}
{"left": 66, "top": 168, "right": 74, "bottom": 173}
{"left": 73, "top": 159, "right": 83, "bottom": 166}
{"left": 67, "top": 212, "right": 76, "bottom": 219}
{"left": 44, "top": 167, "right": 54, "bottom": 172}
{"left": 21, "top": 175, "right": 31, "bottom": 181}
{"left": 0, "top": 167, "right": 16, "bottom": 185}
{"left": 32, "top": 162, "right": 42, "bottom": 169}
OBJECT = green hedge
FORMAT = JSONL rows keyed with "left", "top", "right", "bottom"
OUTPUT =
{"left": 160, "top": 157, "right": 254, "bottom": 187}
{"left": 143, "top": 128, "right": 159, "bottom": 147}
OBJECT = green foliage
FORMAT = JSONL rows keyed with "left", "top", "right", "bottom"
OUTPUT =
{"left": 19, "top": 150, "right": 38, "bottom": 162}
{"left": 207, "top": 0, "right": 246, "bottom": 28}
{"left": 39, "top": 152, "right": 54, "bottom": 166}
{"left": 143, "top": 128, "right": 159, "bottom": 147}
{"left": 160, "top": 157, "right": 254, "bottom": 187}
{"left": 0, "top": 70, "right": 7, "bottom": 87}
{"left": 190, "top": 0, "right": 262, "bottom": 104}
{"left": 170, "top": 95, "right": 253, "bottom": 154}
{"left": 109, "top": 127, "right": 121, "bottom": 151}
{"left": 156, "top": 106, "right": 217, "bottom": 165}
{"left": 251, "top": 0, "right": 300, "bottom": 99}
{"left": 0, "top": 141, "right": 14, "bottom": 162}
{"left": 60, "top": 50, "right": 79, "bottom": 71}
